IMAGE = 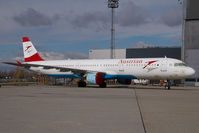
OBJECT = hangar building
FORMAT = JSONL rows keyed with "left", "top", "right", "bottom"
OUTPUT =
{"left": 89, "top": 0, "right": 199, "bottom": 85}
{"left": 89, "top": 47, "right": 181, "bottom": 60}
{"left": 183, "top": 0, "right": 199, "bottom": 81}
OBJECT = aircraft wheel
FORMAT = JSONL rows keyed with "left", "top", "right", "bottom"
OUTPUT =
{"left": 165, "top": 80, "right": 171, "bottom": 90}
{"left": 99, "top": 82, "right": 107, "bottom": 88}
{"left": 168, "top": 86, "right": 170, "bottom": 90}
{"left": 78, "top": 81, "right": 87, "bottom": 87}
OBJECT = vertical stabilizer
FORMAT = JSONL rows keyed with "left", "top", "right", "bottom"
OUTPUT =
{"left": 22, "top": 37, "right": 44, "bottom": 62}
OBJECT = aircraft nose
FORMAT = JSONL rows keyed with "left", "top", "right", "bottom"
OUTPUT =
{"left": 186, "top": 67, "right": 195, "bottom": 77}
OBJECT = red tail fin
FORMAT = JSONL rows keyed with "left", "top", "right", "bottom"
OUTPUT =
{"left": 22, "top": 37, "right": 44, "bottom": 62}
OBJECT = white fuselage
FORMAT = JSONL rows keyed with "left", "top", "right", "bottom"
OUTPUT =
{"left": 26, "top": 58, "right": 195, "bottom": 80}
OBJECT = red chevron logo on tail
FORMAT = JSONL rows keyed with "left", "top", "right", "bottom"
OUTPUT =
{"left": 25, "top": 46, "right": 32, "bottom": 51}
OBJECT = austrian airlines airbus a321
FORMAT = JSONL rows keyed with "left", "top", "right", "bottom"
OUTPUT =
{"left": 4, "top": 37, "right": 195, "bottom": 89}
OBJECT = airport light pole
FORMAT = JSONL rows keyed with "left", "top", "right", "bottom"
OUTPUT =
{"left": 108, "top": 0, "right": 119, "bottom": 59}
{"left": 178, "top": 0, "right": 185, "bottom": 62}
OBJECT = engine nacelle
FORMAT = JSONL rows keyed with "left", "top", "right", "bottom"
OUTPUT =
{"left": 86, "top": 72, "right": 104, "bottom": 85}
{"left": 117, "top": 78, "right": 132, "bottom": 85}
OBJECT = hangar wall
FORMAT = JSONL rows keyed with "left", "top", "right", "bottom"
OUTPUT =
{"left": 126, "top": 48, "right": 181, "bottom": 59}
{"left": 89, "top": 48, "right": 181, "bottom": 60}
{"left": 89, "top": 49, "right": 126, "bottom": 59}
{"left": 183, "top": 0, "right": 199, "bottom": 79}
{"left": 185, "top": 0, "right": 199, "bottom": 20}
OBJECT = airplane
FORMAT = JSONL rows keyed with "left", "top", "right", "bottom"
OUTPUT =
{"left": 3, "top": 37, "right": 195, "bottom": 89}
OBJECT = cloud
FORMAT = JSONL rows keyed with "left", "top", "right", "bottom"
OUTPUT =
{"left": 12, "top": 57, "right": 23, "bottom": 61}
{"left": 70, "top": 11, "right": 109, "bottom": 31}
{"left": 0, "top": 51, "right": 88, "bottom": 70}
{"left": 69, "top": 1, "right": 150, "bottom": 31}
{"left": 8, "top": 52, "right": 88, "bottom": 62}
{"left": 0, "top": 0, "right": 182, "bottom": 60}
{"left": 13, "top": 8, "right": 60, "bottom": 27}
{"left": 40, "top": 52, "right": 88, "bottom": 60}
{"left": 117, "top": 1, "right": 150, "bottom": 27}
{"left": 0, "top": 57, "right": 20, "bottom": 71}
{"left": 161, "top": 6, "right": 182, "bottom": 27}
{"left": 131, "top": 41, "right": 153, "bottom": 48}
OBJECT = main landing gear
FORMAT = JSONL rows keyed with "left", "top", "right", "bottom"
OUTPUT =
{"left": 77, "top": 80, "right": 107, "bottom": 88}
{"left": 99, "top": 82, "right": 107, "bottom": 88}
{"left": 165, "top": 80, "right": 171, "bottom": 90}
{"left": 78, "top": 81, "right": 87, "bottom": 87}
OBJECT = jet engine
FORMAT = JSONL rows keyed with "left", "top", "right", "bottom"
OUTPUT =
{"left": 86, "top": 72, "right": 104, "bottom": 85}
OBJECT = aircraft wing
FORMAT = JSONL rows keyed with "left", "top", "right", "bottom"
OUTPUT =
{"left": 3, "top": 62, "right": 103, "bottom": 75}
{"left": 3, "top": 62, "right": 20, "bottom": 66}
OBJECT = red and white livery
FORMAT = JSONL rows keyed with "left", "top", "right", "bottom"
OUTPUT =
{"left": 4, "top": 37, "right": 195, "bottom": 89}
{"left": 22, "top": 37, "right": 44, "bottom": 62}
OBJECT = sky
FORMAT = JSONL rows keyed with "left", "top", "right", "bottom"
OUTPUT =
{"left": 0, "top": 0, "right": 183, "bottom": 69}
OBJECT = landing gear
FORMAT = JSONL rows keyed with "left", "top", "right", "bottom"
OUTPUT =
{"left": 99, "top": 82, "right": 107, "bottom": 88}
{"left": 78, "top": 81, "right": 87, "bottom": 87}
{"left": 165, "top": 80, "right": 171, "bottom": 90}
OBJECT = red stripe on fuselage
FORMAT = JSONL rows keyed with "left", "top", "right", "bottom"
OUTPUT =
{"left": 143, "top": 60, "right": 158, "bottom": 69}
{"left": 24, "top": 53, "right": 44, "bottom": 62}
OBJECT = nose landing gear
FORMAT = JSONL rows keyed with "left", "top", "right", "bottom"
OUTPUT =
{"left": 165, "top": 80, "right": 171, "bottom": 90}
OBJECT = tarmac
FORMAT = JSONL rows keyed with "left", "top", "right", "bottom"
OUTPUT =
{"left": 0, "top": 85, "right": 199, "bottom": 133}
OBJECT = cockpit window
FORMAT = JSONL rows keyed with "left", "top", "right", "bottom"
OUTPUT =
{"left": 174, "top": 63, "right": 188, "bottom": 67}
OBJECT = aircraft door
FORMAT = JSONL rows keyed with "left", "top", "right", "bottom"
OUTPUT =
{"left": 118, "top": 60, "right": 124, "bottom": 73}
{"left": 160, "top": 60, "right": 168, "bottom": 72}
